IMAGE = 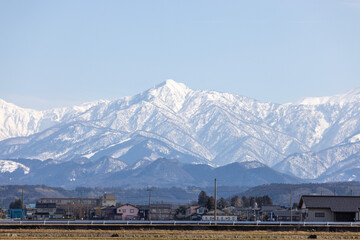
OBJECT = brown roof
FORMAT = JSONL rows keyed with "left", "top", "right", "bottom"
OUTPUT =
{"left": 299, "top": 195, "right": 360, "bottom": 212}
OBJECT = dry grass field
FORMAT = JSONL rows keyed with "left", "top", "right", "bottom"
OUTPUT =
{"left": 0, "top": 229, "right": 360, "bottom": 240}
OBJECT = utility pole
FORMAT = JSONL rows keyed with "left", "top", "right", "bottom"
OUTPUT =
{"left": 214, "top": 178, "right": 217, "bottom": 222}
{"left": 147, "top": 188, "right": 152, "bottom": 221}
{"left": 290, "top": 188, "right": 292, "bottom": 222}
{"left": 21, "top": 186, "right": 24, "bottom": 221}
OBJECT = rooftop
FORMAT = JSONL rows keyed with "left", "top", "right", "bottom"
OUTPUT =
{"left": 300, "top": 195, "right": 360, "bottom": 212}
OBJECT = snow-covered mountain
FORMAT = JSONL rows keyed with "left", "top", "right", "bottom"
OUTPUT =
{"left": 275, "top": 141, "right": 360, "bottom": 180}
{"left": 0, "top": 79, "right": 359, "bottom": 185}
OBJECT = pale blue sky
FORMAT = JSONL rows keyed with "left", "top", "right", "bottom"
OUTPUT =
{"left": 0, "top": 0, "right": 359, "bottom": 109}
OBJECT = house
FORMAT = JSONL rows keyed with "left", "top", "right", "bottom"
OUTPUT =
{"left": 137, "top": 205, "right": 149, "bottom": 220}
{"left": 261, "top": 205, "right": 284, "bottom": 221}
{"left": 201, "top": 210, "right": 237, "bottom": 221}
{"left": 186, "top": 206, "right": 208, "bottom": 216}
{"left": 187, "top": 206, "right": 208, "bottom": 220}
{"left": 273, "top": 210, "right": 300, "bottom": 221}
{"left": 100, "top": 193, "right": 116, "bottom": 207}
{"left": 39, "top": 193, "right": 116, "bottom": 209}
{"left": 116, "top": 204, "right": 139, "bottom": 220}
{"left": 39, "top": 193, "right": 116, "bottom": 219}
{"left": 299, "top": 195, "right": 360, "bottom": 222}
{"left": 222, "top": 206, "right": 236, "bottom": 215}
{"left": 186, "top": 206, "right": 200, "bottom": 217}
{"left": 149, "top": 203, "right": 175, "bottom": 220}
{"left": 34, "top": 202, "right": 63, "bottom": 220}
{"left": 101, "top": 206, "right": 121, "bottom": 220}
{"left": 25, "top": 204, "right": 36, "bottom": 220}
{"left": 40, "top": 197, "right": 99, "bottom": 207}
{"left": 236, "top": 207, "right": 261, "bottom": 221}
{"left": 196, "top": 207, "right": 208, "bottom": 215}
{"left": 8, "top": 209, "right": 27, "bottom": 219}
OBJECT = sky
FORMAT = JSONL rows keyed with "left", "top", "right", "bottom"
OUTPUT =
{"left": 0, "top": 0, "right": 359, "bottom": 110}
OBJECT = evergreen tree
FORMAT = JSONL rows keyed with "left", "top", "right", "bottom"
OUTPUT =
{"left": 217, "top": 197, "right": 227, "bottom": 209}
{"left": 263, "top": 195, "right": 273, "bottom": 206}
{"left": 207, "top": 196, "right": 215, "bottom": 210}
{"left": 230, "top": 195, "right": 242, "bottom": 207}
{"left": 254, "top": 195, "right": 273, "bottom": 207}
{"left": 9, "top": 199, "right": 22, "bottom": 209}
{"left": 198, "top": 191, "right": 209, "bottom": 207}
{"left": 175, "top": 205, "right": 187, "bottom": 215}
{"left": 241, "top": 196, "right": 250, "bottom": 207}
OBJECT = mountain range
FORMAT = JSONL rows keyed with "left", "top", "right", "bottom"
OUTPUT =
{"left": 0, "top": 80, "right": 359, "bottom": 187}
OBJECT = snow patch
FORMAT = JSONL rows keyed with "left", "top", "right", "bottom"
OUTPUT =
{"left": 349, "top": 134, "right": 360, "bottom": 143}
{"left": 313, "top": 117, "right": 330, "bottom": 142}
{"left": 242, "top": 161, "right": 265, "bottom": 169}
{"left": 111, "top": 146, "right": 132, "bottom": 158}
{"left": 0, "top": 160, "right": 30, "bottom": 174}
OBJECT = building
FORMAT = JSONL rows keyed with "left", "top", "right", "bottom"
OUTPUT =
{"left": 186, "top": 206, "right": 208, "bottom": 220}
{"left": 25, "top": 204, "right": 36, "bottom": 220}
{"left": 137, "top": 205, "right": 149, "bottom": 220}
{"left": 39, "top": 193, "right": 116, "bottom": 208}
{"left": 186, "top": 206, "right": 199, "bottom": 217}
{"left": 39, "top": 197, "right": 99, "bottom": 208}
{"left": 201, "top": 210, "right": 237, "bottom": 221}
{"left": 299, "top": 195, "right": 360, "bottom": 222}
{"left": 261, "top": 205, "right": 284, "bottom": 221}
{"left": 34, "top": 202, "right": 64, "bottom": 220}
{"left": 273, "top": 210, "right": 300, "bottom": 221}
{"left": 8, "top": 209, "right": 27, "bottom": 219}
{"left": 117, "top": 204, "right": 139, "bottom": 220}
{"left": 149, "top": 203, "right": 175, "bottom": 220}
{"left": 236, "top": 207, "right": 261, "bottom": 221}
{"left": 100, "top": 193, "right": 116, "bottom": 207}
{"left": 39, "top": 193, "right": 116, "bottom": 219}
{"left": 101, "top": 206, "right": 122, "bottom": 220}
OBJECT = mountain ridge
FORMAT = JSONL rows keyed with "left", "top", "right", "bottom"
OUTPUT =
{"left": 0, "top": 80, "right": 359, "bottom": 183}
{"left": 0, "top": 157, "right": 301, "bottom": 188}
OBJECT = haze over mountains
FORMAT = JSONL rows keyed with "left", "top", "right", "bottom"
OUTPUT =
{"left": 0, "top": 80, "right": 359, "bottom": 187}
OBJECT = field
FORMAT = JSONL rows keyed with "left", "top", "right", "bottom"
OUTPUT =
{"left": 1, "top": 229, "right": 360, "bottom": 239}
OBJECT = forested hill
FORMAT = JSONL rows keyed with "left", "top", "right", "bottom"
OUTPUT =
{"left": 240, "top": 182, "right": 360, "bottom": 207}
{"left": 1, "top": 182, "right": 359, "bottom": 210}
{"left": 0, "top": 185, "right": 247, "bottom": 209}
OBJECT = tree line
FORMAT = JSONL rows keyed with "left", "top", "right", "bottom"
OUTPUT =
{"left": 197, "top": 191, "right": 272, "bottom": 210}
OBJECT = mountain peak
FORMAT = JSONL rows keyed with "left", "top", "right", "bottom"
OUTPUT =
{"left": 297, "top": 88, "right": 360, "bottom": 106}
{"left": 155, "top": 79, "right": 189, "bottom": 91}
{"left": 146, "top": 79, "right": 191, "bottom": 112}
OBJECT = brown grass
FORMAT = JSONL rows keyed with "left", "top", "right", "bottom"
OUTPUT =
{"left": 0, "top": 229, "right": 360, "bottom": 240}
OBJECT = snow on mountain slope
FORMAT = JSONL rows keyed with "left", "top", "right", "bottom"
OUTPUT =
{"left": 275, "top": 141, "right": 360, "bottom": 179}
{"left": 0, "top": 80, "right": 359, "bottom": 181}
{"left": 298, "top": 88, "right": 360, "bottom": 106}
{"left": 0, "top": 160, "right": 30, "bottom": 174}
{"left": 316, "top": 152, "right": 360, "bottom": 182}
{"left": 0, "top": 98, "right": 108, "bottom": 141}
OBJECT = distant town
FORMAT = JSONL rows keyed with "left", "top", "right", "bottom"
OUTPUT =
{"left": 2, "top": 189, "right": 360, "bottom": 222}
